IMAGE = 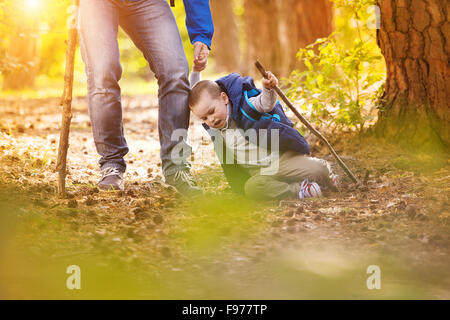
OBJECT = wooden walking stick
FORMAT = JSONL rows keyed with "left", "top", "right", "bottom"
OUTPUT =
{"left": 255, "top": 61, "right": 359, "bottom": 184}
{"left": 56, "top": 0, "right": 80, "bottom": 196}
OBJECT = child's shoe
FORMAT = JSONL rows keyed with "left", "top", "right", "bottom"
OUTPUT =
{"left": 330, "top": 173, "right": 339, "bottom": 191}
{"left": 299, "top": 179, "right": 322, "bottom": 199}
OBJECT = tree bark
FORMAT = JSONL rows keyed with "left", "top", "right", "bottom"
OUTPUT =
{"left": 243, "top": 0, "right": 334, "bottom": 77}
{"left": 375, "top": 0, "right": 450, "bottom": 151}
{"left": 210, "top": 0, "right": 241, "bottom": 73}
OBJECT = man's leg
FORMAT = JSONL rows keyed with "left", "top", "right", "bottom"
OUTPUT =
{"left": 79, "top": 0, "right": 129, "bottom": 177}
{"left": 119, "top": 0, "right": 191, "bottom": 177}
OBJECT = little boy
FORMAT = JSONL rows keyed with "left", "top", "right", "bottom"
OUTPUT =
{"left": 189, "top": 71, "right": 337, "bottom": 200}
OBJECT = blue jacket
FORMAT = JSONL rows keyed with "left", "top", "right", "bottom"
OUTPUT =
{"left": 125, "top": 0, "right": 214, "bottom": 48}
{"left": 203, "top": 73, "right": 310, "bottom": 194}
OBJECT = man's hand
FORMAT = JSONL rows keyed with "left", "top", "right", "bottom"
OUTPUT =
{"left": 193, "top": 41, "right": 209, "bottom": 72}
{"left": 262, "top": 71, "right": 278, "bottom": 89}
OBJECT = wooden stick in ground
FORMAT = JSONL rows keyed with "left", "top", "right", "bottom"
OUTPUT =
{"left": 56, "top": 0, "right": 80, "bottom": 197}
{"left": 255, "top": 60, "right": 359, "bottom": 184}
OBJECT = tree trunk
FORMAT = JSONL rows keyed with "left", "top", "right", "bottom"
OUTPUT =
{"left": 210, "top": 0, "right": 241, "bottom": 73}
{"left": 243, "top": 0, "right": 333, "bottom": 77}
{"left": 375, "top": 0, "right": 450, "bottom": 151}
{"left": 243, "top": 0, "right": 280, "bottom": 76}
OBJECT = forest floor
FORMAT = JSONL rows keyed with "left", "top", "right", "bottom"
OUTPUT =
{"left": 0, "top": 95, "right": 449, "bottom": 299}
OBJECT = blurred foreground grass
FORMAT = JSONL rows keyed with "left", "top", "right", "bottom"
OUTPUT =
{"left": 0, "top": 182, "right": 444, "bottom": 300}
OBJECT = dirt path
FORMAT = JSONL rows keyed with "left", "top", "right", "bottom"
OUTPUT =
{"left": 0, "top": 96, "right": 449, "bottom": 299}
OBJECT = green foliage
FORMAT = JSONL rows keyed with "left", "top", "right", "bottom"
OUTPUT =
{"left": 0, "top": 49, "right": 20, "bottom": 75}
{"left": 0, "top": 0, "right": 20, "bottom": 74}
{"left": 0, "top": 0, "right": 197, "bottom": 88}
{"left": 37, "top": 0, "right": 71, "bottom": 78}
{"left": 285, "top": 0, "right": 385, "bottom": 132}
{"left": 0, "top": 0, "right": 69, "bottom": 78}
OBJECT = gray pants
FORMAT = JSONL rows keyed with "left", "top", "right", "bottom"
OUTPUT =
{"left": 244, "top": 151, "right": 333, "bottom": 200}
{"left": 79, "top": 0, "right": 191, "bottom": 176}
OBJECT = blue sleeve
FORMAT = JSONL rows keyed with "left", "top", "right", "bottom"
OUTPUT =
{"left": 182, "top": 0, "right": 214, "bottom": 49}
{"left": 251, "top": 120, "right": 311, "bottom": 156}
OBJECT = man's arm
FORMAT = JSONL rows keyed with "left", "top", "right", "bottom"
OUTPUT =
{"left": 183, "top": 0, "right": 214, "bottom": 48}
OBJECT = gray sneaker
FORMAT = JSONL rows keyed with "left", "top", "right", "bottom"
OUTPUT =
{"left": 98, "top": 167, "right": 124, "bottom": 191}
{"left": 165, "top": 170, "right": 203, "bottom": 197}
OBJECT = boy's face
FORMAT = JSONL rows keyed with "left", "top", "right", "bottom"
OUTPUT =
{"left": 191, "top": 91, "right": 229, "bottom": 129}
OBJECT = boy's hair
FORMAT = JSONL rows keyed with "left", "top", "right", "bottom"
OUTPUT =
{"left": 189, "top": 80, "right": 223, "bottom": 108}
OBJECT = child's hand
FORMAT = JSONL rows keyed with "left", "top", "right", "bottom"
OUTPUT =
{"left": 193, "top": 42, "right": 209, "bottom": 72}
{"left": 262, "top": 71, "right": 278, "bottom": 89}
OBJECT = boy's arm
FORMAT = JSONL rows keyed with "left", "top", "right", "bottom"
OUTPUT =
{"left": 190, "top": 71, "right": 201, "bottom": 88}
{"left": 248, "top": 87, "right": 277, "bottom": 113}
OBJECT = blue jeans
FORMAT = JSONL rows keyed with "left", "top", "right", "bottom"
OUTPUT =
{"left": 79, "top": 0, "right": 191, "bottom": 176}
